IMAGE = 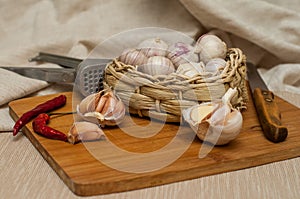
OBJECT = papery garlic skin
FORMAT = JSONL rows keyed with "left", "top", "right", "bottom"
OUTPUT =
{"left": 176, "top": 62, "right": 205, "bottom": 78}
{"left": 138, "top": 56, "right": 175, "bottom": 76}
{"left": 137, "top": 38, "right": 169, "bottom": 57}
{"left": 205, "top": 58, "right": 227, "bottom": 73}
{"left": 197, "top": 107, "right": 243, "bottom": 145}
{"left": 194, "top": 34, "right": 227, "bottom": 64}
{"left": 167, "top": 42, "right": 199, "bottom": 68}
{"left": 77, "top": 90, "right": 126, "bottom": 127}
{"left": 183, "top": 88, "right": 243, "bottom": 145}
{"left": 68, "top": 121, "right": 104, "bottom": 144}
{"left": 118, "top": 48, "right": 148, "bottom": 66}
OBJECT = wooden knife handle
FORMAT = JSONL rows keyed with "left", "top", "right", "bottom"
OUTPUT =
{"left": 253, "top": 88, "right": 288, "bottom": 143}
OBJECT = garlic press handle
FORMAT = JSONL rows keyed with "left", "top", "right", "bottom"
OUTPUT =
{"left": 29, "top": 52, "right": 83, "bottom": 68}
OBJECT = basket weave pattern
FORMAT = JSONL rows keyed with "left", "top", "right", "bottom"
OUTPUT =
{"left": 104, "top": 48, "right": 248, "bottom": 122}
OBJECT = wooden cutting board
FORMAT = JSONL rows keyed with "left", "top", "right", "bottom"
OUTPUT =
{"left": 8, "top": 90, "right": 300, "bottom": 196}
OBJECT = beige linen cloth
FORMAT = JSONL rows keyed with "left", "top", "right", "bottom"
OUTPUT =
{"left": 0, "top": 0, "right": 299, "bottom": 198}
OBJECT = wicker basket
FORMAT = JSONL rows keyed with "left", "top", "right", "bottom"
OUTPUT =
{"left": 104, "top": 48, "right": 248, "bottom": 123}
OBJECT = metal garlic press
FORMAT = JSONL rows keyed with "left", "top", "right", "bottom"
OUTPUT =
{"left": 0, "top": 52, "right": 112, "bottom": 96}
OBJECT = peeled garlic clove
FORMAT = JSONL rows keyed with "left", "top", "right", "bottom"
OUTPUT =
{"left": 118, "top": 48, "right": 148, "bottom": 66}
{"left": 137, "top": 38, "right": 169, "bottom": 57}
{"left": 167, "top": 42, "right": 199, "bottom": 68}
{"left": 194, "top": 34, "right": 227, "bottom": 64}
{"left": 176, "top": 62, "right": 205, "bottom": 77}
{"left": 138, "top": 56, "right": 175, "bottom": 76}
{"left": 68, "top": 121, "right": 104, "bottom": 144}
{"left": 205, "top": 58, "right": 227, "bottom": 73}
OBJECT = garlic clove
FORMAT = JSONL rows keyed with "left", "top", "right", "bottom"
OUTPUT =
{"left": 68, "top": 121, "right": 104, "bottom": 144}
{"left": 138, "top": 56, "right": 175, "bottom": 76}
{"left": 199, "top": 109, "right": 243, "bottom": 145}
{"left": 190, "top": 104, "right": 214, "bottom": 123}
{"left": 137, "top": 38, "right": 169, "bottom": 57}
{"left": 183, "top": 87, "right": 243, "bottom": 145}
{"left": 84, "top": 111, "right": 105, "bottom": 121}
{"left": 176, "top": 62, "right": 205, "bottom": 77}
{"left": 182, "top": 102, "right": 217, "bottom": 131}
{"left": 78, "top": 92, "right": 99, "bottom": 114}
{"left": 118, "top": 48, "right": 148, "bottom": 66}
{"left": 194, "top": 34, "right": 227, "bottom": 64}
{"left": 209, "top": 103, "right": 231, "bottom": 126}
{"left": 77, "top": 89, "right": 126, "bottom": 127}
{"left": 205, "top": 58, "right": 227, "bottom": 73}
{"left": 167, "top": 42, "right": 199, "bottom": 68}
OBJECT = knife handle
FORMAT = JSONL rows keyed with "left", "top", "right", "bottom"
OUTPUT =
{"left": 253, "top": 88, "right": 288, "bottom": 143}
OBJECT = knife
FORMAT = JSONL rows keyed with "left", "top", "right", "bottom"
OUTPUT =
{"left": 247, "top": 62, "right": 288, "bottom": 143}
{"left": 0, "top": 67, "right": 76, "bottom": 83}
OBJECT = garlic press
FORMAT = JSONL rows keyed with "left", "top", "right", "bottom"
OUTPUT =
{"left": 0, "top": 52, "right": 112, "bottom": 96}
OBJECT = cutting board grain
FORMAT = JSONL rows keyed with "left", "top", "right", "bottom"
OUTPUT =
{"left": 9, "top": 90, "right": 300, "bottom": 196}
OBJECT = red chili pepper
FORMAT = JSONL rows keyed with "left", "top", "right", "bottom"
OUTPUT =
{"left": 32, "top": 113, "right": 68, "bottom": 142}
{"left": 13, "top": 95, "right": 67, "bottom": 136}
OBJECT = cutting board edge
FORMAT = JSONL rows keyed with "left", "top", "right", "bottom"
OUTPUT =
{"left": 52, "top": 146, "right": 300, "bottom": 196}
{"left": 8, "top": 101, "right": 77, "bottom": 194}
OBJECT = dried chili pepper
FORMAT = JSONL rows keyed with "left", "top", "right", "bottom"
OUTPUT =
{"left": 13, "top": 95, "right": 67, "bottom": 136}
{"left": 32, "top": 113, "right": 68, "bottom": 142}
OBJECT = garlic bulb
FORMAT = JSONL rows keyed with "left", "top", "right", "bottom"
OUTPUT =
{"left": 138, "top": 56, "right": 175, "bottom": 76}
{"left": 183, "top": 87, "right": 243, "bottom": 145}
{"left": 167, "top": 42, "right": 199, "bottom": 68}
{"left": 194, "top": 34, "right": 227, "bottom": 64}
{"left": 118, "top": 48, "right": 148, "bottom": 66}
{"left": 176, "top": 62, "right": 205, "bottom": 77}
{"left": 205, "top": 58, "right": 227, "bottom": 73}
{"left": 77, "top": 89, "right": 126, "bottom": 127}
{"left": 68, "top": 121, "right": 104, "bottom": 144}
{"left": 137, "top": 37, "right": 169, "bottom": 57}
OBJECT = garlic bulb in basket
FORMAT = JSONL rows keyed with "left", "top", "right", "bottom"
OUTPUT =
{"left": 138, "top": 56, "right": 175, "bottom": 76}
{"left": 183, "top": 88, "right": 243, "bottom": 145}
{"left": 205, "top": 58, "right": 227, "bottom": 73}
{"left": 77, "top": 89, "right": 126, "bottom": 127}
{"left": 176, "top": 62, "right": 205, "bottom": 78}
{"left": 194, "top": 34, "right": 227, "bottom": 64}
{"left": 167, "top": 42, "right": 199, "bottom": 68}
{"left": 137, "top": 37, "right": 169, "bottom": 57}
{"left": 118, "top": 48, "right": 148, "bottom": 66}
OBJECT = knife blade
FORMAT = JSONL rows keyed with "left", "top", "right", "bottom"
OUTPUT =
{"left": 0, "top": 67, "right": 76, "bottom": 83}
{"left": 247, "top": 62, "right": 288, "bottom": 143}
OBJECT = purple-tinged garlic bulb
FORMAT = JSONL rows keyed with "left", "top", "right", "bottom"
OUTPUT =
{"left": 138, "top": 56, "right": 175, "bottom": 76}
{"left": 118, "top": 48, "right": 148, "bottom": 66}
{"left": 167, "top": 42, "right": 199, "bottom": 68}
